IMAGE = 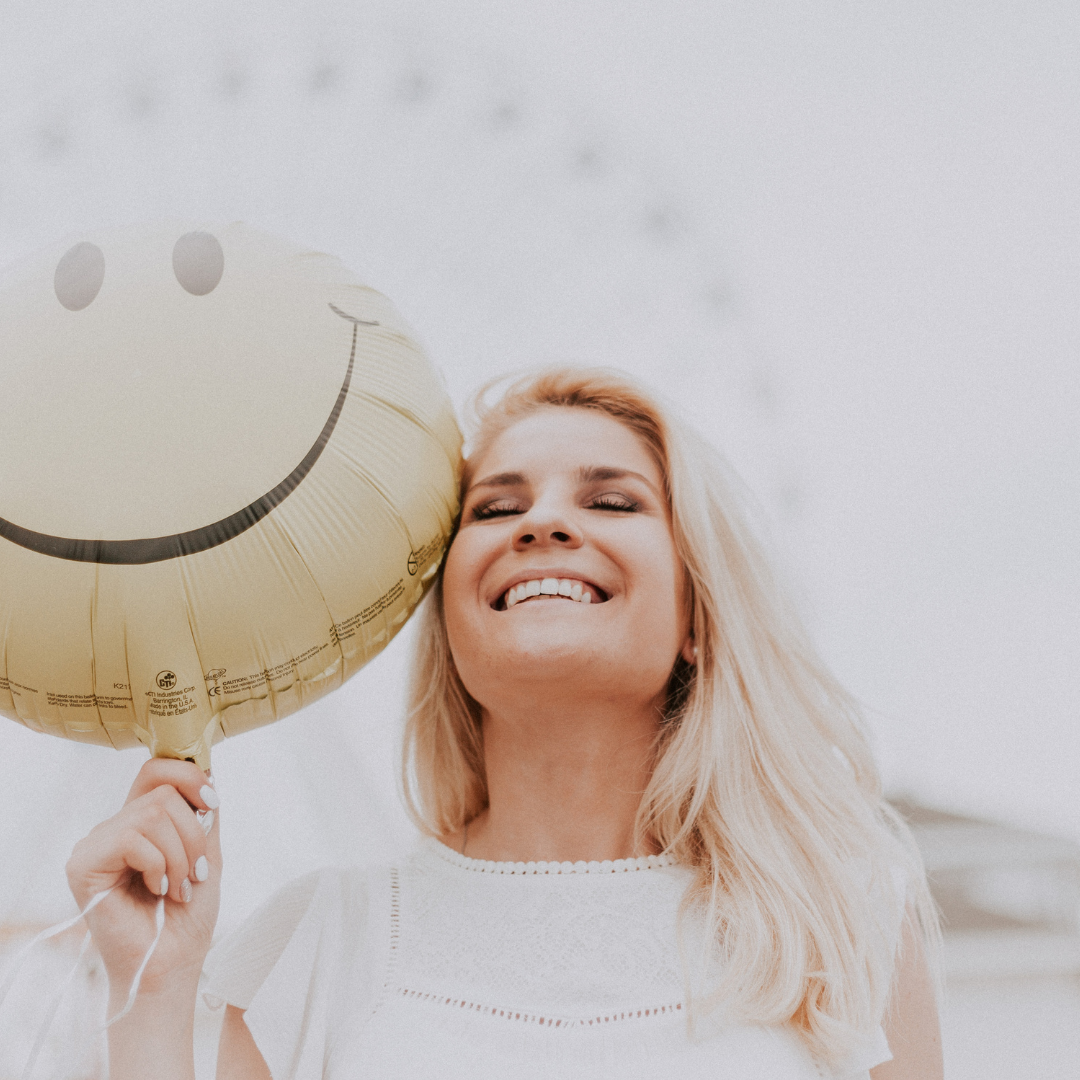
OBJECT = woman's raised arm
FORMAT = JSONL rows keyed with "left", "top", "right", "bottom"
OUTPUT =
{"left": 66, "top": 758, "right": 221, "bottom": 1080}
{"left": 217, "top": 1006, "right": 273, "bottom": 1080}
{"left": 870, "top": 911, "right": 944, "bottom": 1080}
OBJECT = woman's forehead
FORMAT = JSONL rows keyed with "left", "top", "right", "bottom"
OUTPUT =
{"left": 464, "top": 407, "right": 663, "bottom": 488}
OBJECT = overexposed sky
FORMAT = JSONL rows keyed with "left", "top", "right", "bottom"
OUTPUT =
{"left": 1, "top": 0, "right": 1077, "bottom": 923}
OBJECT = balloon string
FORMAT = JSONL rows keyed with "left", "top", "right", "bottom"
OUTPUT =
{"left": 103, "top": 896, "right": 165, "bottom": 1028}
{"left": 0, "top": 886, "right": 167, "bottom": 1078}
{"left": 0, "top": 886, "right": 115, "bottom": 1014}
{"left": 20, "top": 929, "right": 93, "bottom": 1080}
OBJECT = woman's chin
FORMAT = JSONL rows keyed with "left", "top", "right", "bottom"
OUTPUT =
{"left": 467, "top": 633, "right": 671, "bottom": 713}
{"left": 492, "top": 630, "right": 603, "bottom": 672}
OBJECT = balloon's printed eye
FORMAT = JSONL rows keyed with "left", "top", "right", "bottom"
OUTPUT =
{"left": 54, "top": 242, "right": 105, "bottom": 311}
{"left": 173, "top": 232, "right": 224, "bottom": 296}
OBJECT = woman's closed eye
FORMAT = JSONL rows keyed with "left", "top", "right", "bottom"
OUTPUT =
{"left": 470, "top": 498, "right": 525, "bottom": 520}
{"left": 588, "top": 492, "right": 639, "bottom": 512}
{"left": 469, "top": 492, "right": 640, "bottom": 520}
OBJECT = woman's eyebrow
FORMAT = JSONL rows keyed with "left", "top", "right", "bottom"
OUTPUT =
{"left": 468, "top": 471, "right": 527, "bottom": 491}
{"left": 468, "top": 466, "right": 661, "bottom": 496}
{"left": 578, "top": 465, "right": 661, "bottom": 496}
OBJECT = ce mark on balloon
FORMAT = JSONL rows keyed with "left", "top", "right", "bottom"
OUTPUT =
{"left": 0, "top": 303, "right": 378, "bottom": 565}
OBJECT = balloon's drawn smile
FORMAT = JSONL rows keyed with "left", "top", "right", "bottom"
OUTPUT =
{"left": 0, "top": 304, "right": 377, "bottom": 565}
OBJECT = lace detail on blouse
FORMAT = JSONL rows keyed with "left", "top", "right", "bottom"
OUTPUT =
{"left": 426, "top": 836, "right": 679, "bottom": 875}
{"left": 395, "top": 986, "right": 684, "bottom": 1028}
{"left": 393, "top": 839, "right": 693, "bottom": 1017}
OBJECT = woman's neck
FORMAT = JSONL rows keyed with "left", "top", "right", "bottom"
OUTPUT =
{"left": 450, "top": 699, "right": 662, "bottom": 864}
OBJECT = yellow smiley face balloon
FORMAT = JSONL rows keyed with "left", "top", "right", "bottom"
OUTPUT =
{"left": 0, "top": 222, "right": 461, "bottom": 769}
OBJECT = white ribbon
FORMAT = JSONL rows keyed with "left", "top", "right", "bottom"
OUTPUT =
{"left": 0, "top": 886, "right": 167, "bottom": 1079}
{"left": 103, "top": 895, "right": 166, "bottom": 1028}
{"left": 19, "top": 929, "right": 93, "bottom": 1080}
{"left": 0, "top": 886, "right": 115, "bottom": 1014}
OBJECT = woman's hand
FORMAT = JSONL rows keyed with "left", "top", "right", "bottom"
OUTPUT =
{"left": 66, "top": 757, "right": 222, "bottom": 1001}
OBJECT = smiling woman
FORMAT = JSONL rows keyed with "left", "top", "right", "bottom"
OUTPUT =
{"left": 70, "top": 369, "right": 943, "bottom": 1080}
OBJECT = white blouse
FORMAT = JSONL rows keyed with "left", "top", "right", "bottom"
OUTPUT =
{"left": 201, "top": 838, "right": 896, "bottom": 1080}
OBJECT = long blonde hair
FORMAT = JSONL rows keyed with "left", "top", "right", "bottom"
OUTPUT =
{"left": 403, "top": 368, "right": 938, "bottom": 1065}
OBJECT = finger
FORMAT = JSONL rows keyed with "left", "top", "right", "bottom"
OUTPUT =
{"left": 136, "top": 801, "right": 194, "bottom": 902}
{"left": 125, "top": 757, "right": 220, "bottom": 815}
{"left": 67, "top": 828, "right": 144, "bottom": 909}
{"left": 145, "top": 785, "right": 211, "bottom": 886}
{"left": 199, "top": 802, "right": 221, "bottom": 867}
{"left": 114, "top": 831, "right": 170, "bottom": 898}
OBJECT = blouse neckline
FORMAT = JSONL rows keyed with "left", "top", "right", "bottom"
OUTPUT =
{"left": 425, "top": 835, "right": 679, "bottom": 875}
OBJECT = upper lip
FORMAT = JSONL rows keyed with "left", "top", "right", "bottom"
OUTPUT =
{"left": 490, "top": 569, "right": 611, "bottom": 609}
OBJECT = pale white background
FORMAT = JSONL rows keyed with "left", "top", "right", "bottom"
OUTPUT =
{"left": 0, "top": 2, "right": 1077, "bottom": 1077}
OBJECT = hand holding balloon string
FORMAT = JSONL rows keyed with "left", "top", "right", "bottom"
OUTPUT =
{"left": 0, "top": 759, "right": 222, "bottom": 1077}
{"left": 63, "top": 758, "right": 222, "bottom": 1011}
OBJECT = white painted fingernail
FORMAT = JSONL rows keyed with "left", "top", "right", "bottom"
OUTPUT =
{"left": 160, "top": 875, "right": 169, "bottom": 896}
{"left": 205, "top": 773, "right": 216, "bottom": 789}
{"left": 199, "top": 809, "right": 215, "bottom": 835}
{"left": 180, "top": 878, "right": 192, "bottom": 903}
{"left": 194, "top": 856, "right": 209, "bottom": 882}
{"left": 200, "top": 785, "right": 220, "bottom": 810}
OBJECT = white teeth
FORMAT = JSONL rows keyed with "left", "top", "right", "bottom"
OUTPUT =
{"left": 501, "top": 578, "right": 602, "bottom": 608}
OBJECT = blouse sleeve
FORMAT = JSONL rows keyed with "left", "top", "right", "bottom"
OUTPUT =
{"left": 201, "top": 866, "right": 382, "bottom": 1080}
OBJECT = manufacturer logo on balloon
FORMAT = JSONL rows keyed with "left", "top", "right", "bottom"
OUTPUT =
{"left": 156, "top": 670, "right": 177, "bottom": 690}
{"left": 407, "top": 552, "right": 419, "bottom": 576}
{"left": 205, "top": 668, "right": 226, "bottom": 681}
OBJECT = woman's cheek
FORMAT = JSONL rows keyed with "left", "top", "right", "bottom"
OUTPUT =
{"left": 441, "top": 549, "right": 487, "bottom": 676}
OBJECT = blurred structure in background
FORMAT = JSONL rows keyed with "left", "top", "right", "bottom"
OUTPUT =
{"left": 897, "top": 799, "right": 1080, "bottom": 1078}
{"left": 896, "top": 800, "right": 1080, "bottom": 979}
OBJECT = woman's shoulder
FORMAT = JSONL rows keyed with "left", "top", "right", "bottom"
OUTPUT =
{"left": 201, "top": 861, "right": 392, "bottom": 1012}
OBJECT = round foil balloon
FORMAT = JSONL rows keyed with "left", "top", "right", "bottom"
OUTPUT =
{"left": 0, "top": 222, "right": 461, "bottom": 769}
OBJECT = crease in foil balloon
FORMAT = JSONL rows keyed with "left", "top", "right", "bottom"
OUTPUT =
{"left": 274, "top": 525, "right": 347, "bottom": 696}
{"left": 174, "top": 554, "right": 219, "bottom": 764}
{"left": 90, "top": 562, "right": 118, "bottom": 750}
{"left": 325, "top": 442, "right": 425, "bottom": 543}
{"left": 353, "top": 387, "right": 448, "bottom": 453}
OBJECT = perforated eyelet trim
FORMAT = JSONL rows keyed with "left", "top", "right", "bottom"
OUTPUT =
{"left": 371, "top": 866, "right": 402, "bottom": 1017}
{"left": 397, "top": 987, "right": 683, "bottom": 1028}
{"left": 388, "top": 866, "right": 400, "bottom": 953}
{"left": 427, "top": 837, "right": 677, "bottom": 875}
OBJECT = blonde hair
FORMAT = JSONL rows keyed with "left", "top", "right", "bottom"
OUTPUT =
{"left": 403, "top": 367, "right": 939, "bottom": 1065}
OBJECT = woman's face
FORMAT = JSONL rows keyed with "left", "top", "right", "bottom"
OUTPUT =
{"left": 443, "top": 406, "right": 693, "bottom": 719}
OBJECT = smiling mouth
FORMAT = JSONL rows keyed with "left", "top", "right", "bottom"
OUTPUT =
{"left": 497, "top": 577, "right": 609, "bottom": 611}
{"left": 0, "top": 303, "right": 375, "bottom": 565}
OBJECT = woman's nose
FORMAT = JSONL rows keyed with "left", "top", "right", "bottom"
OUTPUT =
{"left": 512, "top": 502, "right": 583, "bottom": 551}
